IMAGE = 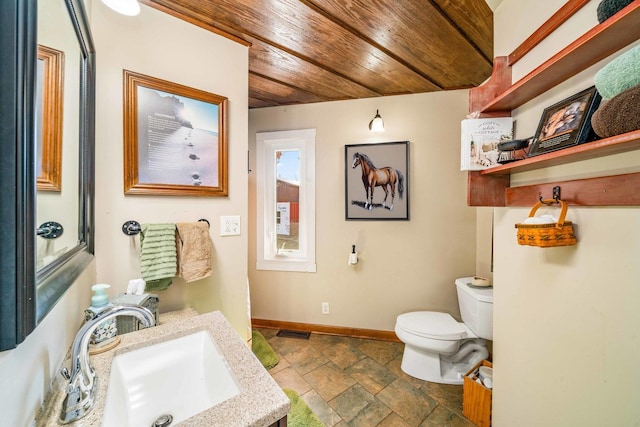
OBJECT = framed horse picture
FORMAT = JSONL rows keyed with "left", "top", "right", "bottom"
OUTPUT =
{"left": 345, "top": 141, "right": 409, "bottom": 220}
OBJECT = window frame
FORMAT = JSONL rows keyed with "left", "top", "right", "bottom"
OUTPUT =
{"left": 256, "top": 128, "right": 316, "bottom": 272}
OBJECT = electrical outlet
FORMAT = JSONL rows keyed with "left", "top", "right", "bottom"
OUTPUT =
{"left": 220, "top": 215, "right": 241, "bottom": 236}
{"left": 321, "top": 302, "right": 330, "bottom": 315}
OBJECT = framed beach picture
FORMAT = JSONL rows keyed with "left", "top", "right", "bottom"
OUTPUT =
{"left": 123, "top": 70, "right": 228, "bottom": 196}
{"left": 528, "top": 86, "right": 601, "bottom": 157}
{"left": 345, "top": 141, "right": 409, "bottom": 220}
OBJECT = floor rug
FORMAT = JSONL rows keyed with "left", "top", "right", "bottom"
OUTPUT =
{"left": 282, "top": 388, "right": 325, "bottom": 427}
{"left": 251, "top": 330, "right": 280, "bottom": 369}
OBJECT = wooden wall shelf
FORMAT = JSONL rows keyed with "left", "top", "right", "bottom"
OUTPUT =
{"left": 482, "top": 130, "right": 640, "bottom": 176}
{"left": 466, "top": 1, "right": 640, "bottom": 207}
{"left": 471, "top": 1, "right": 640, "bottom": 114}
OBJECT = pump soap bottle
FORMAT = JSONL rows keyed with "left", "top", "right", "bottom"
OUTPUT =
{"left": 84, "top": 284, "right": 120, "bottom": 353}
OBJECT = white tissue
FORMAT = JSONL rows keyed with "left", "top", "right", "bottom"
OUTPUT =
{"left": 127, "top": 278, "right": 146, "bottom": 295}
{"left": 522, "top": 214, "right": 558, "bottom": 224}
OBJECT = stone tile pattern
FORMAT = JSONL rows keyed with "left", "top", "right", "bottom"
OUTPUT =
{"left": 259, "top": 328, "right": 477, "bottom": 427}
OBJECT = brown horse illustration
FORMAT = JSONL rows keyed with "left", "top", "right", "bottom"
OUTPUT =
{"left": 351, "top": 152, "right": 404, "bottom": 210}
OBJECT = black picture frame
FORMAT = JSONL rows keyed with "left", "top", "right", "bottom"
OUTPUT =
{"left": 345, "top": 141, "right": 409, "bottom": 220}
{"left": 528, "top": 86, "right": 601, "bottom": 157}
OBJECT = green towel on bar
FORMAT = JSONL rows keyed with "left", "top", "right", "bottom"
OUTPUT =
{"left": 140, "top": 223, "right": 177, "bottom": 291}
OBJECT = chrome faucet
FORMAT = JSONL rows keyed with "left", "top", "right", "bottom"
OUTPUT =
{"left": 59, "top": 305, "right": 156, "bottom": 424}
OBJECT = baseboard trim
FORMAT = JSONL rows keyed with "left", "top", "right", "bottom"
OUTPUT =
{"left": 251, "top": 318, "right": 401, "bottom": 343}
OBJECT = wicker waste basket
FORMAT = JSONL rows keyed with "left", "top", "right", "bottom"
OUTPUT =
{"left": 515, "top": 199, "right": 576, "bottom": 247}
{"left": 463, "top": 360, "right": 492, "bottom": 427}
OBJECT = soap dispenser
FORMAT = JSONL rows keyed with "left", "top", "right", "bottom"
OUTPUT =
{"left": 84, "top": 284, "right": 118, "bottom": 348}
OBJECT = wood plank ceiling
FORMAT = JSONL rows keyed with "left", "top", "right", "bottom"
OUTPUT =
{"left": 140, "top": 0, "right": 494, "bottom": 109}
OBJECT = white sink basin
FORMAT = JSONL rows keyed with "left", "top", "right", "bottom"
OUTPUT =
{"left": 102, "top": 330, "right": 240, "bottom": 427}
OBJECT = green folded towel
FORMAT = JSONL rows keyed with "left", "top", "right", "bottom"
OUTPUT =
{"left": 597, "top": 0, "right": 633, "bottom": 23}
{"left": 595, "top": 44, "right": 640, "bottom": 99}
{"left": 591, "top": 83, "right": 640, "bottom": 138}
{"left": 140, "top": 223, "right": 177, "bottom": 291}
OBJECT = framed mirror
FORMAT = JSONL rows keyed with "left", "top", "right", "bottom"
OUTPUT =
{"left": 0, "top": 0, "right": 95, "bottom": 351}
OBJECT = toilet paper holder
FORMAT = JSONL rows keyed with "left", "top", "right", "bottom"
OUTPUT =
{"left": 348, "top": 245, "right": 358, "bottom": 265}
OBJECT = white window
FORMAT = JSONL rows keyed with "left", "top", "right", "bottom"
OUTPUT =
{"left": 256, "top": 129, "right": 316, "bottom": 272}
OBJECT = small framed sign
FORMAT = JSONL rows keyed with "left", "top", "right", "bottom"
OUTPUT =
{"left": 528, "top": 86, "right": 601, "bottom": 157}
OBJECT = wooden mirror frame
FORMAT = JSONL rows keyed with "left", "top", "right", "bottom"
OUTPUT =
{"left": 36, "top": 44, "right": 64, "bottom": 191}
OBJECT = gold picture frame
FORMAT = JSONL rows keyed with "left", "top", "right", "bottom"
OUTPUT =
{"left": 36, "top": 45, "right": 64, "bottom": 192}
{"left": 123, "top": 70, "right": 228, "bottom": 196}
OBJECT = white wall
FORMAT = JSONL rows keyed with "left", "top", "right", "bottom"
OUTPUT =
{"left": 0, "top": 262, "right": 95, "bottom": 427}
{"left": 248, "top": 91, "right": 479, "bottom": 331}
{"left": 91, "top": 1, "right": 250, "bottom": 339}
{"left": 492, "top": 1, "right": 640, "bottom": 425}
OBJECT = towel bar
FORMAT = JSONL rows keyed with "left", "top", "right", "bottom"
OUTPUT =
{"left": 122, "top": 219, "right": 210, "bottom": 235}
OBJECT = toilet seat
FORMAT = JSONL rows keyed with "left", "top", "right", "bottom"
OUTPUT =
{"left": 396, "top": 312, "right": 468, "bottom": 340}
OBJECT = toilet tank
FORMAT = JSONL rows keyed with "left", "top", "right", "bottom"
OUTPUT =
{"left": 455, "top": 277, "right": 493, "bottom": 340}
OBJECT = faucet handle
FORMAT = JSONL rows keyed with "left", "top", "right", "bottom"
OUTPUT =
{"left": 60, "top": 367, "right": 71, "bottom": 381}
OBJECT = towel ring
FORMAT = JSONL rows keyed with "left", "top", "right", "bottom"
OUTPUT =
{"left": 122, "top": 220, "right": 141, "bottom": 236}
{"left": 198, "top": 218, "right": 210, "bottom": 228}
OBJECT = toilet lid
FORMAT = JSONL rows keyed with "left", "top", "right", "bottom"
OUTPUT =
{"left": 396, "top": 312, "right": 468, "bottom": 340}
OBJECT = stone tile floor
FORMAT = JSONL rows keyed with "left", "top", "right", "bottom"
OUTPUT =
{"left": 256, "top": 328, "right": 477, "bottom": 427}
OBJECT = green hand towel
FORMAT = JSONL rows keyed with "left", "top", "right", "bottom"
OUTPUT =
{"left": 140, "top": 223, "right": 177, "bottom": 291}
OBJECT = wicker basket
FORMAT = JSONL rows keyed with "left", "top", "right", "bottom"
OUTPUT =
{"left": 515, "top": 199, "right": 576, "bottom": 247}
{"left": 463, "top": 360, "right": 492, "bottom": 426}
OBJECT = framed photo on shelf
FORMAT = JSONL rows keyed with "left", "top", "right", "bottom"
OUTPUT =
{"left": 123, "top": 70, "right": 228, "bottom": 196}
{"left": 528, "top": 86, "right": 601, "bottom": 157}
{"left": 345, "top": 141, "right": 409, "bottom": 220}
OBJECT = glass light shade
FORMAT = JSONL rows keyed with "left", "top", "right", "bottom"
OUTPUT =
{"left": 101, "top": 0, "right": 141, "bottom": 16}
{"left": 369, "top": 110, "right": 385, "bottom": 132}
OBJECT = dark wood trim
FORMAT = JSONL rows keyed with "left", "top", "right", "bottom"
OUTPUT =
{"left": 505, "top": 172, "right": 640, "bottom": 207}
{"left": 251, "top": 318, "right": 401, "bottom": 343}
{"left": 268, "top": 415, "right": 287, "bottom": 427}
{"left": 508, "top": 0, "right": 591, "bottom": 66}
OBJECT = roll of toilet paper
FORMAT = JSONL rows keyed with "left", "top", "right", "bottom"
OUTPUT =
{"left": 471, "top": 277, "right": 491, "bottom": 287}
{"left": 348, "top": 252, "right": 358, "bottom": 265}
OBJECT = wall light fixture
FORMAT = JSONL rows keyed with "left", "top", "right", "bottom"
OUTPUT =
{"left": 369, "top": 110, "right": 385, "bottom": 133}
{"left": 101, "top": 0, "right": 141, "bottom": 16}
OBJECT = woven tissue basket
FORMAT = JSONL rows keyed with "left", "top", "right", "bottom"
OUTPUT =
{"left": 515, "top": 199, "right": 576, "bottom": 247}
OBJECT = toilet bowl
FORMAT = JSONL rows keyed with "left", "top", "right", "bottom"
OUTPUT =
{"left": 395, "top": 277, "right": 493, "bottom": 385}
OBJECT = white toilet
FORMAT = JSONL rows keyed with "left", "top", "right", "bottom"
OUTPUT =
{"left": 395, "top": 277, "right": 493, "bottom": 385}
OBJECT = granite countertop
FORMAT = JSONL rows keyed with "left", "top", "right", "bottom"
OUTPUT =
{"left": 35, "top": 309, "right": 289, "bottom": 426}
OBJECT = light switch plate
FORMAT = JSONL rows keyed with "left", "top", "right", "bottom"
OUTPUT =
{"left": 220, "top": 216, "right": 241, "bottom": 236}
